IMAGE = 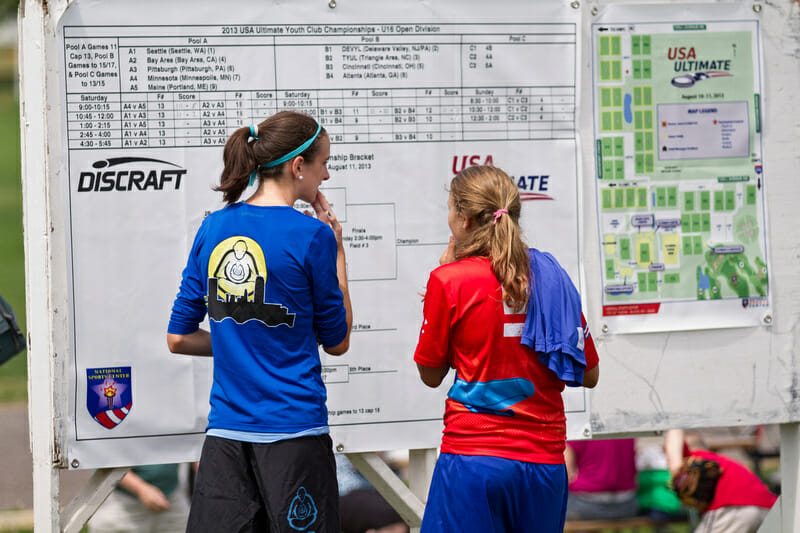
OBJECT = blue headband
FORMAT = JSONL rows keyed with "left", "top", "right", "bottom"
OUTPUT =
{"left": 263, "top": 123, "right": 322, "bottom": 168}
{"left": 248, "top": 123, "right": 321, "bottom": 187}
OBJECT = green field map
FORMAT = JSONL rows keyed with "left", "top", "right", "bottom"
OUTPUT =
{"left": 592, "top": 22, "right": 769, "bottom": 307}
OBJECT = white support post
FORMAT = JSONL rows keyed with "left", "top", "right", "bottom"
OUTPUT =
{"left": 408, "top": 448, "right": 436, "bottom": 502}
{"left": 761, "top": 423, "right": 800, "bottom": 532}
{"left": 407, "top": 448, "right": 436, "bottom": 533}
{"left": 346, "top": 452, "right": 425, "bottom": 529}
{"left": 758, "top": 497, "right": 781, "bottom": 533}
{"left": 778, "top": 423, "right": 798, "bottom": 532}
{"left": 61, "top": 468, "right": 129, "bottom": 533}
{"left": 19, "top": 1, "right": 59, "bottom": 532}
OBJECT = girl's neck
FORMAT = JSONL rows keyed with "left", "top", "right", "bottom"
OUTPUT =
{"left": 245, "top": 178, "right": 296, "bottom": 207}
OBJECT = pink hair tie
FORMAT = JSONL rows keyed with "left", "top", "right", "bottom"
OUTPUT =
{"left": 493, "top": 209, "right": 508, "bottom": 224}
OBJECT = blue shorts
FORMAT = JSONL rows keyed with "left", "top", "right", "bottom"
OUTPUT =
{"left": 421, "top": 453, "right": 568, "bottom": 533}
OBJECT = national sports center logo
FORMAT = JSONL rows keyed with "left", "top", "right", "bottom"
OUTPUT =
{"left": 741, "top": 296, "right": 768, "bottom": 309}
{"left": 86, "top": 367, "right": 132, "bottom": 429}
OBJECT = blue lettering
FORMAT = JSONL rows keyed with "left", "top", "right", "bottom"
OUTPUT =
{"left": 514, "top": 175, "right": 550, "bottom": 191}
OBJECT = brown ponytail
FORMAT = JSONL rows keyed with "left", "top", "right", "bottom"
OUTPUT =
{"left": 450, "top": 165, "right": 530, "bottom": 312}
{"left": 215, "top": 111, "right": 327, "bottom": 204}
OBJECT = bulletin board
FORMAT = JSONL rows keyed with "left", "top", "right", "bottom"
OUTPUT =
{"left": 20, "top": 0, "right": 800, "bottom": 474}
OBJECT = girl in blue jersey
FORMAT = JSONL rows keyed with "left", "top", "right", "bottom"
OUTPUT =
{"left": 167, "top": 111, "right": 352, "bottom": 533}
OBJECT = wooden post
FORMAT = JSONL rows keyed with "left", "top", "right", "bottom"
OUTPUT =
{"left": 346, "top": 452, "right": 426, "bottom": 529}
{"left": 407, "top": 448, "right": 436, "bottom": 533}
{"left": 19, "top": 1, "right": 59, "bottom": 531}
{"left": 61, "top": 468, "right": 128, "bottom": 533}
{"left": 777, "top": 423, "right": 799, "bottom": 532}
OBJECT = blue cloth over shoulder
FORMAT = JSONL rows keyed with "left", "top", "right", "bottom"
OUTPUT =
{"left": 521, "top": 248, "right": 586, "bottom": 386}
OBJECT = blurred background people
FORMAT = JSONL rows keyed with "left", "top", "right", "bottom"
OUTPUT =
{"left": 564, "top": 438, "right": 639, "bottom": 521}
{"left": 87, "top": 464, "right": 190, "bottom": 533}
{"left": 669, "top": 428, "right": 777, "bottom": 533}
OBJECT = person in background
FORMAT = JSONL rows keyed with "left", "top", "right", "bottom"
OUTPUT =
{"left": 564, "top": 438, "right": 639, "bottom": 521}
{"left": 413, "top": 165, "right": 599, "bottom": 532}
{"left": 87, "top": 464, "right": 189, "bottom": 533}
{"left": 167, "top": 111, "right": 352, "bottom": 532}
{"left": 669, "top": 431, "right": 777, "bottom": 533}
{"left": 635, "top": 435, "right": 688, "bottom": 523}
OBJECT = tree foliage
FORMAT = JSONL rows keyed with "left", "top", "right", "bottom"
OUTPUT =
{"left": 0, "top": 0, "right": 16, "bottom": 18}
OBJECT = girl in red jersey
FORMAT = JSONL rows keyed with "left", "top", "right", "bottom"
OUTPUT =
{"left": 414, "top": 165, "right": 599, "bottom": 533}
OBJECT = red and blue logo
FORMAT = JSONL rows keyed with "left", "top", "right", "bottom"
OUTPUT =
{"left": 451, "top": 154, "right": 554, "bottom": 201}
{"left": 86, "top": 367, "right": 132, "bottom": 430}
{"left": 514, "top": 174, "right": 554, "bottom": 201}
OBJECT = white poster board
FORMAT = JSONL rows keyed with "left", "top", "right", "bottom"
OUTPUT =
{"left": 57, "top": 0, "right": 591, "bottom": 469}
{"left": 590, "top": 4, "right": 771, "bottom": 334}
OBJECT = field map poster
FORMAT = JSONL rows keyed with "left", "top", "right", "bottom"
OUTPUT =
{"left": 591, "top": 5, "right": 771, "bottom": 334}
{"left": 57, "top": 0, "right": 591, "bottom": 468}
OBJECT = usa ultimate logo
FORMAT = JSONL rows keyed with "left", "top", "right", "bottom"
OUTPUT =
{"left": 451, "top": 154, "right": 554, "bottom": 201}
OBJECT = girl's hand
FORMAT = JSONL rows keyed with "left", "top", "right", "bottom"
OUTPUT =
{"left": 439, "top": 236, "right": 456, "bottom": 265}
{"left": 311, "top": 190, "right": 343, "bottom": 247}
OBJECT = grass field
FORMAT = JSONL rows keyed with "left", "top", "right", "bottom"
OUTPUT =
{"left": 0, "top": 62, "right": 26, "bottom": 403}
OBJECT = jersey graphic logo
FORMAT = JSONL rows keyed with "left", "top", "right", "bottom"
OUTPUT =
{"left": 447, "top": 376, "right": 535, "bottom": 417}
{"left": 86, "top": 367, "right": 132, "bottom": 429}
{"left": 287, "top": 486, "right": 318, "bottom": 531}
{"left": 207, "top": 236, "right": 295, "bottom": 327}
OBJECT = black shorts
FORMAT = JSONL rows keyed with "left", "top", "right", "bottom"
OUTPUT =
{"left": 187, "top": 434, "right": 339, "bottom": 533}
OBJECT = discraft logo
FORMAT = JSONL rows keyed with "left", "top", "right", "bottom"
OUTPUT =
{"left": 86, "top": 367, "right": 132, "bottom": 429}
{"left": 76, "top": 157, "right": 187, "bottom": 192}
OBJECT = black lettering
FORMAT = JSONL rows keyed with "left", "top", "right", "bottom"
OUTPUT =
{"left": 173, "top": 170, "right": 186, "bottom": 190}
{"left": 80, "top": 165, "right": 186, "bottom": 192}
{"left": 129, "top": 170, "right": 145, "bottom": 190}
{"left": 144, "top": 170, "right": 159, "bottom": 190}
{"left": 78, "top": 172, "right": 94, "bottom": 191}
{"left": 159, "top": 171, "right": 172, "bottom": 190}
{"left": 100, "top": 171, "right": 115, "bottom": 191}
{"left": 116, "top": 171, "right": 128, "bottom": 191}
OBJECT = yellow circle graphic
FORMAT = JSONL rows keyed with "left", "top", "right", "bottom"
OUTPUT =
{"left": 208, "top": 236, "right": 267, "bottom": 301}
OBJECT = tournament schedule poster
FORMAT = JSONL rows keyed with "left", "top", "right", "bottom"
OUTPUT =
{"left": 60, "top": 0, "right": 590, "bottom": 468}
{"left": 591, "top": 4, "right": 771, "bottom": 334}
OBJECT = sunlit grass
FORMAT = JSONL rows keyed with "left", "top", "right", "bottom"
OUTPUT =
{"left": 0, "top": 58, "right": 26, "bottom": 403}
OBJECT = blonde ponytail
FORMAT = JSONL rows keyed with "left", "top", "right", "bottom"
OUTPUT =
{"left": 450, "top": 165, "right": 530, "bottom": 312}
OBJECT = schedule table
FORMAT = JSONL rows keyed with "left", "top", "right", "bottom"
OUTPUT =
{"left": 63, "top": 23, "right": 577, "bottom": 149}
